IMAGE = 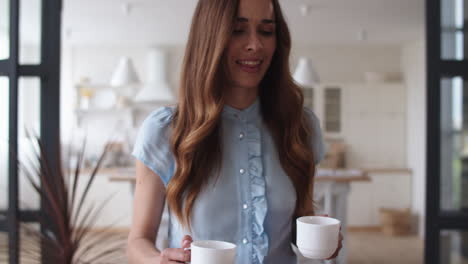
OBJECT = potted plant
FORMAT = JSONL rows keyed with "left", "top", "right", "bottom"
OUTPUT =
{"left": 7, "top": 135, "right": 127, "bottom": 263}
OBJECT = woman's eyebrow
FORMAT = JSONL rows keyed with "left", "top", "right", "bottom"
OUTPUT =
{"left": 236, "top": 17, "right": 276, "bottom": 24}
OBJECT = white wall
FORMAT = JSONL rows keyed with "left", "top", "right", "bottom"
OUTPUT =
{"left": 402, "top": 40, "right": 426, "bottom": 237}
{"left": 291, "top": 44, "right": 403, "bottom": 83}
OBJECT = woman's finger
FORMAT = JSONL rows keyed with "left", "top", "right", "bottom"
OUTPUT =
{"left": 180, "top": 235, "right": 193, "bottom": 249}
{"left": 160, "top": 255, "right": 188, "bottom": 264}
{"left": 326, "top": 245, "right": 341, "bottom": 260}
{"left": 326, "top": 252, "right": 338, "bottom": 260}
{"left": 326, "top": 232, "right": 343, "bottom": 260}
{"left": 161, "top": 248, "right": 191, "bottom": 262}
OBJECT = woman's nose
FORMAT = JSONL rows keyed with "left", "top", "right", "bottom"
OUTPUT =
{"left": 245, "top": 33, "right": 263, "bottom": 52}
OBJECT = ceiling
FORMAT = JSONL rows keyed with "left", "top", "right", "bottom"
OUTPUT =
{"left": 5, "top": 0, "right": 425, "bottom": 46}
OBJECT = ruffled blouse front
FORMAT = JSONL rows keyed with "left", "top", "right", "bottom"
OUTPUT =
{"left": 132, "top": 98, "right": 325, "bottom": 264}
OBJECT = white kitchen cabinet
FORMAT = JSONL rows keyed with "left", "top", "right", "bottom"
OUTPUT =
{"left": 347, "top": 170, "right": 412, "bottom": 227}
{"left": 311, "top": 82, "right": 410, "bottom": 228}
{"left": 314, "top": 82, "right": 407, "bottom": 169}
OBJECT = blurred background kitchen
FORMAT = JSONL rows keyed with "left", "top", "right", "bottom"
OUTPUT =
{"left": 1, "top": 0, "right": 468, "bottom": 263}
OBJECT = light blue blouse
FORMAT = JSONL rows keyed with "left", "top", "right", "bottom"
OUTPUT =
{"left": 132, "top": 98, "right": 325, "bottom": 264}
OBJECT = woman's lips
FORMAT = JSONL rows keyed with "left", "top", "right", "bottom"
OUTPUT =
{"left": 236, "top": 60, "right": 263, "bottom": 73}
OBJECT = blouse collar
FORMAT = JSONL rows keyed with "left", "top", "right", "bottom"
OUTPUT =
{"left": 222, "top": 97, "right": 261, "bottom": 122}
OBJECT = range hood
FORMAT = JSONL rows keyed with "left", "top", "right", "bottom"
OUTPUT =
{"left": 134, "top": 48, "right": 175, "bottom": 102}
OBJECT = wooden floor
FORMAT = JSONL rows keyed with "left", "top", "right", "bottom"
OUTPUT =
{"left": 2, "top": 229, "right": 467, "bottom": 263}
{"left": 0, "top": 228, "right": 128, "bottom": 264}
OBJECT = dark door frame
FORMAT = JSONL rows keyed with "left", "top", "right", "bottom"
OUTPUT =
{"left": 0, "top": 0, "right": 62, "bottom": 263}
{"left": 425, "top": 0, "right": 468, "bottom": 263}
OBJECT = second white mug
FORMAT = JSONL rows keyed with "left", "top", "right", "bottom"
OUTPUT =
{"left": 188, "top": 240, "right": 237, "bottom": 264}
{"left": 296, "top": 216, "right": 340, "bottom": 259}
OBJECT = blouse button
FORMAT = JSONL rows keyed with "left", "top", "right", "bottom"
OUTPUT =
{"left": 239, "top": 132, "right": 244, "bottom": 140}
{"left": 243, "top": 203, "right": 248, "bottom": 209}
{"left": 240, "top": 168, "right": 245, "bottom": 174}
{"left": 242, "top": 238, "right": 249, "bottom": 244}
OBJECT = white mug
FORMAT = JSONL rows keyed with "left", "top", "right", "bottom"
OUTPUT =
{"left": 186, "top": 240, "right": 237, "bottom": 264}
{"left": 296, "top": 216, "right": 340, "bottom": 259}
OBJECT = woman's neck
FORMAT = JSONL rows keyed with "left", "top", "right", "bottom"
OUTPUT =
{"left": 224, "top": 86, "right": 258, "bottom": 110}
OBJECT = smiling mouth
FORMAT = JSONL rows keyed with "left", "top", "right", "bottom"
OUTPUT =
{"left": 236, "top": 60, "right": 263, "bottom": 73}
{"left": 236, "top": 60, "right": 263, "bottom": 67}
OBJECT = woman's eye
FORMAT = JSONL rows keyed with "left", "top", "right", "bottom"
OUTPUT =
{"left": 260, "top": 31, "right": 274, "bottom": 36}
{"left": 232, "top": 29, "right": 274, "bottom": 36}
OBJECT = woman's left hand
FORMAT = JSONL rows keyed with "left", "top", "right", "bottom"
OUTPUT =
{"left": 326, "top": 226, "right": 343, "bottom": 260}
{"left": 317, "top": 214, "right": 343, "bottom": 260}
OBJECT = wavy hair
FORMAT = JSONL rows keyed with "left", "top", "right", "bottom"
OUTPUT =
{"left": 167, "top": 0, "right": 317, "bottom": 229}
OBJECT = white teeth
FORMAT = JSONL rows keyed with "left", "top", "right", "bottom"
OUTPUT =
{"left": 238, "top": 60, "right": 261, "bottom": 66}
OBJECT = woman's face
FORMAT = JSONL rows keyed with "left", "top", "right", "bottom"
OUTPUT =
{"left": 224, "top": 0, "right": 277, "bottom": 91}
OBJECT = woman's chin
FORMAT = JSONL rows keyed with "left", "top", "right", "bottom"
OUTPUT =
{"left": 232, "top": 80, "right": 262, "bottom": 90}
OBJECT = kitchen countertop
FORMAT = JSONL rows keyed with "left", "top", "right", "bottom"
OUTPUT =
{"left": 81, "top": 166, "right": 411, "bottom": 183}
{"left": 85, "top": 167, "right": 375, "bottom": 183}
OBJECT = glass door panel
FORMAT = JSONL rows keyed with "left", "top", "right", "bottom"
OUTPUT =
{"left": 441, "top": 0, "right": 467, "bottom": 60}
{"left": 19, "top": 0, "right": 42, "bottom": 64}
{"left": 0, "top": 0, "right": 10, "bottom": 60}
{"left": 440, "top": 76, "right": 468, "bottom": 212}
{"left": 17, "top": 77, "right": 41, "bottom": 210}
{"left": 0, "top": 77, "right": 9, "bottom": 211}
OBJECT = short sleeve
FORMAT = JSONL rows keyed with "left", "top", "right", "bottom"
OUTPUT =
{"left": 304, "top": 107, "right": 326, "bottom": 164}
{"left": 132, "top": 106, "right": 176, "bottom": 186}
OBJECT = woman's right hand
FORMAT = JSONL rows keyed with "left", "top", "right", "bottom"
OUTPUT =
{"left": 158, "top": 235, "right": 193, "bottom": 263}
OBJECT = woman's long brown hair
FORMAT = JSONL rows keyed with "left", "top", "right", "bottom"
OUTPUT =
{"left": 167, "top": 0, "right": 316, "bottom": 229}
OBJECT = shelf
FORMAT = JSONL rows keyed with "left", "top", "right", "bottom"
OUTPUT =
{"left": 75, "top": 107, "right": 131, "bottom": 115}
{"left": 362, "top": 168, "right": 412, "bottom": 175}
{"left": 74, "top": 82, "right": 176, "bottom": 128}
{"left": 75, "top": 106, "right": 135, "bottom": 127}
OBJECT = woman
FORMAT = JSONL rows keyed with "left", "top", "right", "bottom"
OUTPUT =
{"left": 126, "top": 0, "right": 343, "bottom": 263}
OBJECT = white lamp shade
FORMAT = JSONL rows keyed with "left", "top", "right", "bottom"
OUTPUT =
{"left": 110, "top": 57, "right": 141, "bottom": 88}
{"left": 293, "top": 57, "right": 320, "bottom": 88}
